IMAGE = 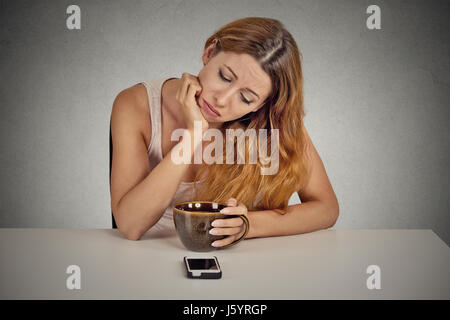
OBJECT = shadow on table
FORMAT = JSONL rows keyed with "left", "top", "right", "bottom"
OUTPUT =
{"left": 140, "top": 229, "right": 178, "bottom": 240}
{"left": 140, "top": 229, "right": 186, "bottom": 250}
{"left": 106, "top": 228, "right": 176, "bottom": 239}
{"left": 105, "top": 228, "right": 185, "bottom": 249}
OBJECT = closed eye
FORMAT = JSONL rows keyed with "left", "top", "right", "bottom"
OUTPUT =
{"left": 218, "top": 70, "right": 252, "bottom": 105}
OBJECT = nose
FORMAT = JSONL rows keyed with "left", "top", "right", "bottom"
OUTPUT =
{"left": 214, "top": 87, "right": 235, "bottom": 109}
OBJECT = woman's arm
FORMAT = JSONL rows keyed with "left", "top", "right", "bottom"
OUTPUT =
{"left": 110, "top": 89, "right": 200, "bottom": 241}
{"left": 203, "top": 125, "right": 339, "bottom": 246}
{"left": 112, "top": 74, "right": 205, "bottom": 240}
{"left": 246, "top": 125, "right": 339, "bottom": 239}
{"left": 246, "top": 201, "right": 338, "bottom": 239}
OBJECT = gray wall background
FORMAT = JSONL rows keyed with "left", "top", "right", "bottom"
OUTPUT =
{"left": 1, "top": 0, "right": 449, "bottom": 244}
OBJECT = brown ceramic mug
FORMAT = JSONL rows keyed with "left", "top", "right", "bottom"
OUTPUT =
{"left": 173, "top": 201, "right": 250, "bottom": 252}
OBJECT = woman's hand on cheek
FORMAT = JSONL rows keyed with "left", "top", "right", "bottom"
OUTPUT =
{"left": 177, "top": 73, "right": 209, "bottom": 133}
{"left": 209, "top": 198, "right": 248, "bottom": 247}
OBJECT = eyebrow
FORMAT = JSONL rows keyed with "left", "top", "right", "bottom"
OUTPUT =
{"left": 224, "top": 64, "right": 260, "bottom": 99}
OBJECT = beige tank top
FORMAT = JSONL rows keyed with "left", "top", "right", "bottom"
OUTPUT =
{"left": 139, "top": 78, "right": 203, "bottom": 232}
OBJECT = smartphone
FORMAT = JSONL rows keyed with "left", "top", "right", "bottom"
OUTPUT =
{"left": 184, "top": 256, "right": 222, "bottom": 279}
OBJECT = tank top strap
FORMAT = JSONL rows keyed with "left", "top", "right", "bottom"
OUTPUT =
{"left": 140, "top": 79, "right": 167, "bottom": 161}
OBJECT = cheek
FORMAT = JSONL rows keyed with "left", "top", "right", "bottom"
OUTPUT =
{"left": 198, "top": 69, "right": 222, "bottom": 91}
{"left": 197, "top": 68, "right": 210, "bottom": 85}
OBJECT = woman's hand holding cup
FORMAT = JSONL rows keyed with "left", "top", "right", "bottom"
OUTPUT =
{"left": 210, "top": 198, "right": 249, "bottom": 248}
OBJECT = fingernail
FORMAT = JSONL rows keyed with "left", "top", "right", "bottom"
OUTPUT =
{"left": 211, "top": 242, "right": 218, "bottom": 247}
{"left": 220, "top": 208, "right": 230, "bottom": 213}
{"left": 212, "top": 220, "right": 221, "bottom": 227}
{"left": 209, "top": 229, "right": 218, "bottom": 235}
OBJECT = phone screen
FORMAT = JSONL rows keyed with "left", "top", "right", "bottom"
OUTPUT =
{"left": 187, "top": 258, "right": 218, "bottom": 270}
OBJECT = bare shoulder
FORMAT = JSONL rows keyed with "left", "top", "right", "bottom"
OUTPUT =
{"left": 110, "top": 84, "right": 150, "bottom": 140}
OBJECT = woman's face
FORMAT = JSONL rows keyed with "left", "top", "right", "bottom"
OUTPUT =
{"left": 197, "top": 49, "right": 272, "bottom": 125}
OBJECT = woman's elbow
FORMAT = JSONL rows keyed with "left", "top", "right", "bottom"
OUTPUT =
{"left": 327, "top": 200, "right": 340, "bottom": 228}
{"left": 113, "top": 209, "right": 143, "bottom": 241}
{"left": 116, "top": 221, "right": 143, "bottom": 241}
{"left": 124, "top": 231, "right": 142, "bottom": 241}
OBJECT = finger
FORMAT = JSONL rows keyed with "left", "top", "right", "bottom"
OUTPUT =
{"left": 182, "top": 72, "right": 195, "bottom": 79}
{"left": 180, "top": 75, "right": 201, "bottom": 103}
{"left": 220, "top": 206, "right": 246, "bottom": 215}
{"left": 234, "top": 228, "right": 245, "bottom": 241}
{"left": 177, "top": 76, "right": 189, "bottom": 102}
{"left": 212, "top": 217, "right": 243, "bottom": 228}
{"left": 186, "top": 73, "right": 200, "bottom": 82}
{"left": 209, "top": 226, "right": 242, "bottom": 236}
{"left": 187, "top": 83, "right": 202, "bottom": 104}
{"left": 236, "top": 202, "right": 248, "bottom": 214}
{"left": 226, "top": 198, "right": 238, "bottom": 207}
{"left": 212, "top": 234, "right": 237, "bottom": 248}
{"left": 182, "top": 72, "right": 199, "bottom": 85}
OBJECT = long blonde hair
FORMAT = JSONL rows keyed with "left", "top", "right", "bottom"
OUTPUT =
{"left": 193, "top": 17, "right": 312, "bottom": 214}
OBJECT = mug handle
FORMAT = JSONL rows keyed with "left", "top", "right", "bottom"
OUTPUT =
{"left": 220, "top": 214, "right": 250, "bottom": 249}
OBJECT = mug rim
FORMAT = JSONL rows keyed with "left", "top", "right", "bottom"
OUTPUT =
{"left": 173, "top": 200, "right": 226, "bottom": 215}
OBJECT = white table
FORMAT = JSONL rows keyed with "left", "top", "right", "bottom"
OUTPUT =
{"left": 0, "top": 228, "right": 448, "bottom": 299}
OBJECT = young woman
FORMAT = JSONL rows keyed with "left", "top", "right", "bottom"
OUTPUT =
{"left": 110, "top": 17, "right": 339, "bottom": 245}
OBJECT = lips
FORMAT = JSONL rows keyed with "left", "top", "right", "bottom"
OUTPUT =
{"left": 203, "top": 99, "right": 221, "bottom": 116}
